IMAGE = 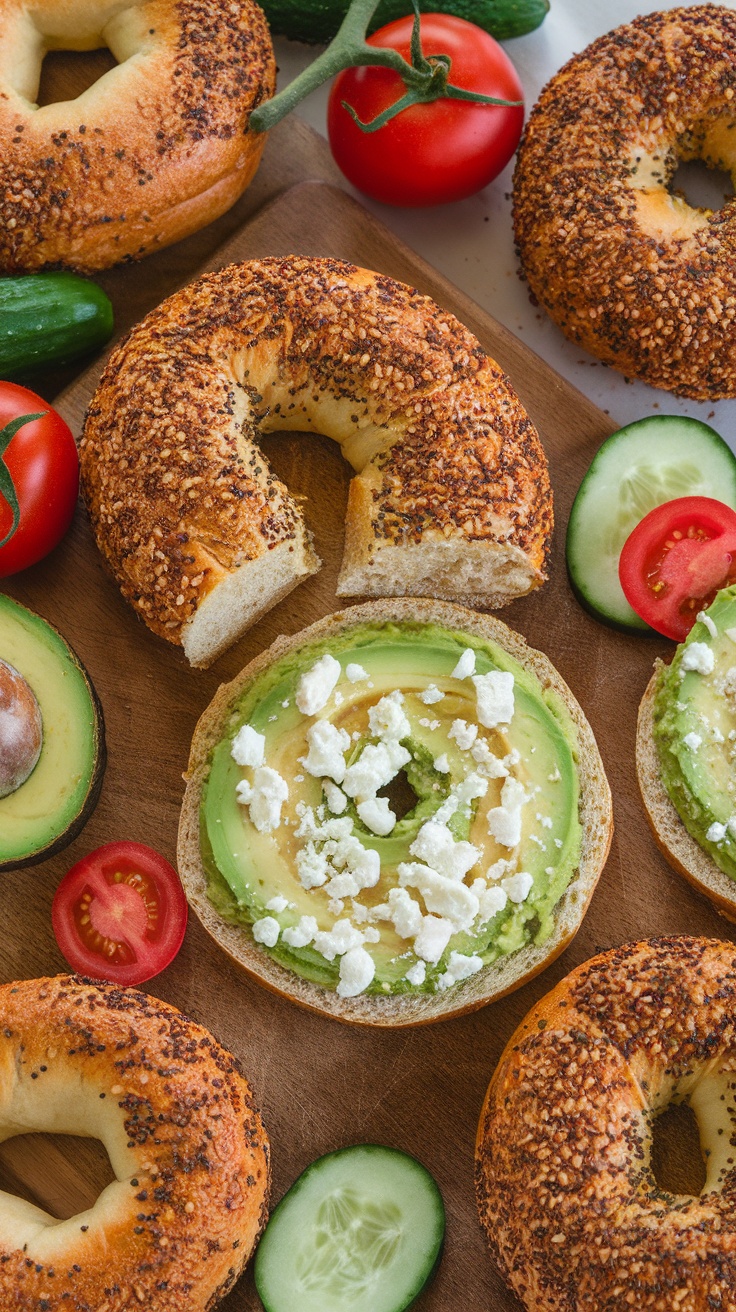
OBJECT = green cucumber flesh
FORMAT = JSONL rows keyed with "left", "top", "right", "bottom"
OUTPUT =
{"left": 566, "top": 416, "right": 736, "bottom": 633}
{"left": 254, "top": 1145, "right": 445, "bottom": 1312}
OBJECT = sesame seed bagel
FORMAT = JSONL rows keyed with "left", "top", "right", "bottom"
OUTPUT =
{"left": 0, "top": 975, "right": 270, "bottom": 1310}
{"left": 0, "top": 0, "right": 274, "bottom": 272}
{"left": 637, "top": 668, "right": 736, "bottom": 923}
{"left": 80, "top": 255, "right": 553, "bottom": 667}
{"left": 177, "top": 597, "right": 613, "bottom": 1026}
{"left": 477, "top": 936, "right": 736, "bottom": 1312}
{"left": 513, "top": 6, "right": 736, "bottom": 400}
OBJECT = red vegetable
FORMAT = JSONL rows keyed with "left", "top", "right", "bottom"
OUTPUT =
{"left": 327, "top": 14, "right": 524, "bottom": 206}
{"left": 619, "top": 497, "right": 736, "bottom": 641}
{"left": 0, "top": 382, "right": 78, "bottom": 578}
{"left": 52, "top": 842, "right": 188, "bottom": 986}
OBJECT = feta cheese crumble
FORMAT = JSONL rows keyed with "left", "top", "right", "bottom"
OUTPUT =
{"left": 473, "top": 670, "right": 515, "bottom": 727}
{"left": 231, "top": 724, "right": 265, "bottom": 768}
{"left": 681, "top": 643, "right": 715, "bottom": 676}
{"left": 451, "top": 648, "right": 476, "bottom": 680}
{"left": 296, "top": 653, "right": 342, "bottom": 715}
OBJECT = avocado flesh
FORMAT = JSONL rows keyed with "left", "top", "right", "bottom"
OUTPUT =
{"left": 654, "top": 586, "right": 736, "bottom": 881}
{"left": 201, "top": 621, "right": 581, "bottom": 995}
{"left": 0, "top": 595, "right": 103, "bottom": 867}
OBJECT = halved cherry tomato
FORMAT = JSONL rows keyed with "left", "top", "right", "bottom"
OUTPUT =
{"left": 52, "top": 842, "right": 188, "bottom": 986}
{"left": 0, "top": 382, "right": 78, "bottom": 578}
{"left": 619, "top": 497, "right": 736, "bottom": 641}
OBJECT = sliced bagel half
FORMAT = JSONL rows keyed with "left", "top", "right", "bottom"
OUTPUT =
{"left": 178, "top": 598, "right": 613, "bottom": 1026}
{"left": 637, "top": 669, "right": 736, "bottom": 923}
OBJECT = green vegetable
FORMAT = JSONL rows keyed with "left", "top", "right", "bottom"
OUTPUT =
{"left": 261, "top": 0, "right": 548, "bottom": 45}
{"left": 254, "top": 1145, "right": 445, "bottom": 1312}
{"left": 252, "top": 0, "right": 521, "bottom": 135}
{"left": 0, "top": 273, "right": 114, "bottom": 378}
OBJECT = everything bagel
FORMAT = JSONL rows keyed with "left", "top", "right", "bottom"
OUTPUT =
{"left": 476, "top": 936, "right": 736, "bottom": 1311}
{"left": 0, "top": 975, "right": 270, "bottom": 1310}
{"left": 0, "top": 0, "right": 274, "bottom": 272}
{"left": 513, "top": 6, "right": 736, "bottom": 399}
{"left": 80, "top": 255, "right": 553, "bottom": 667}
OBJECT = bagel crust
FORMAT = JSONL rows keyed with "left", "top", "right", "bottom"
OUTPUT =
{"left": 80, "top": 256, "right": 553, "bottom": 667}
{"left": 0, "top": 975, "right": 270, "bottom": 1310}
{"left": 0, "top": 0, "right": 275, "bottom": 272}
{"left": 476, "top": 937, "right": 736, "bottom": 1312}
{"left": 513, "top": 6, "right": 736, "bottom": 399}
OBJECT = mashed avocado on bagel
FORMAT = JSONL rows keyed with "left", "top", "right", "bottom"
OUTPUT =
{"left": 200, "top": 621, "right": 581, "bottom": 999}
{"left": 653, "top": 587, "right": 736, "bottom": 881}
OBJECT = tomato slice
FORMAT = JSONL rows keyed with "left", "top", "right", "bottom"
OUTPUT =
{"left": 52, "top": 842, "right": 188, "bottom": 986}
{"left": 619, "top": 497, "right": 736, "bottom": 640}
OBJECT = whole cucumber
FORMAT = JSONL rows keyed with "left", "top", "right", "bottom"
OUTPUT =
{"left": 263, "top": 0, "right": 549, "bottom": 44}
{"left": 0, "top": 272, "right": 114, "bottom": 378}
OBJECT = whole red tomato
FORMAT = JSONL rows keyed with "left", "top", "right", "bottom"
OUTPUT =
{"left": 0, "top": 381, "right": 78, "bottom": 577}
{"left": 327, "top": 14, "right": 524, "bottom": 207}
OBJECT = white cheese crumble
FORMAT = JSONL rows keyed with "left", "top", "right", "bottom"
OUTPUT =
{"left": 357, "top": 796, "right": 397, "bottom": 836}
{"left": 323, "top": 780, "right": 348, "bottom": 814}
{"left": 697, "top": 610, "right": 718, "bottom": 639}
{"left": 246, "top": 767, "right": 289, "bottom": 833}
{"left": 405, "top": 960, "right": 426, "bottom": 986}
{"left": 252, "top": 916, "right": 280, "bottom": 947}
{"left": 437, "top": 951, "right": 483, "bottom": 990}
{"left": 706, "top": 821, "right": 728, "bottom": 843}
{"left": 419, "top": 684, "right": 444, "bottom": 705}
{"left": 265, "top": 896, "right": 288, "bottom": 913}
{"left": 473, "top": 670, "right": 515, "bottom": 728}
{"left": 487, "top": 776, "right": 529, "bottom": 849}
{"left": 296, "top": 653, "right": 342, "bottom": 715}
{"left": 681, "top": 642, "right": 715, "bottom": 675}
{"left": 346, "top": 662, "right": 369, "bottom": 683}
{"left": 282, "top": 915, "right": 318, "bottom": 948}
{"left": 337, "top": 945, "right": 376, "bottom": 997}
{"left": 501, "top": 871, "right": 534, "bottom": 903}
{"left": 313, "top": 918, "right": 365, "bottom": 961}
{"left": 477, "top": 884, "right": 508, "bottom": 921}
{"left": 451, "top": 648, "right": 476, "bottom": 680}
{"left": 449, "top": 718, "right": 478, "bottom": 751}
{"left": 433, "top": 753, "right": 450, "bottom": 773}
{"left": 231, "top": 724, "right": 265, "bottom": 768}
{"left": 397, "top": 862, "right": 479, "bottom": 932}
{"left": 414, "top": 915, "right": 453, "bottom": 963}
{"left": 300, "top": 720, "right": 351, "bottom": 783}
{"left": 342, "top": 739, "right": 411, "bottom": 801}
{"left": 409, "top": 819, "right": 480, "bottom": 881}
{"left": 471, "top": 737, "right": 508, "bottom": 778}
{"left": 683, "top": 732, "right": 702, "bottom": 751}
{"left": 368, "top": 690, "right": 411, "bottom": 741}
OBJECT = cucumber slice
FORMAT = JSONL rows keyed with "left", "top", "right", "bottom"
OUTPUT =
{"left": 254, "top": 1145, "right": 445, "bottom": 1312}
{"left": 566, "top": 416, "right": 736, "bottom": 632}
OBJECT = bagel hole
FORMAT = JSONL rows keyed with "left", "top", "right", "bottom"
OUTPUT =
{"left": 669, "top": 159, "right": 735, "bottom": 212}
{"left": 651, "top": 1101, "right": 707, "bottom": 1198}
{"left": 36, "top": 46, "right": 117, "bottom": 107}
{"left": 377, "top": 769, "right": 419, "bottom": 822}
{"left": 0, "top": 1132, "right": 115, "bottom": 1219}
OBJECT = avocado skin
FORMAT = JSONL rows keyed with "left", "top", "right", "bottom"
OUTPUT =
{"left": 201, "top": 619, "right": 581, "bottom": 995}
{"left": 0, "top": 597, "right": 106, "bottom": 871}
{"left": 654, "top": 587, "right": 736, "bottom": 883}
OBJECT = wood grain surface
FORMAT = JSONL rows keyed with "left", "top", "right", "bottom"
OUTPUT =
{"left": 0, "top": 73, "right": 728, "bottom": 1311}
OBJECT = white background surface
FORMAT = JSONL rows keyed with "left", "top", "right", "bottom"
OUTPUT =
{"left": 274, "top": 0, "right": 736, "bottom": 445}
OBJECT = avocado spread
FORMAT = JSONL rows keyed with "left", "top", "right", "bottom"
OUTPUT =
{"left": 654, "top": 585, "right": 736, "bottom": 881}
{"left": 201, "top": 621, "right": 581, "bottom": 998}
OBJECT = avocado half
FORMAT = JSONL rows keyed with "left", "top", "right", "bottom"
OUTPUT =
{"left": 0, "top": 595, "right": 106, "bottom": 870}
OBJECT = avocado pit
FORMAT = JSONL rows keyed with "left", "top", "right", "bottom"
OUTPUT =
{"left": 0, "top": 658, "right": 42, "bottom": 798}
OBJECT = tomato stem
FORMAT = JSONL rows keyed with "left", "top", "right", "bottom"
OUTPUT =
{"left": 250, "top": 0, "right": 521, "bottom": 134}
{"left": 0, "top": 411, "right": 46, "bottom": 549}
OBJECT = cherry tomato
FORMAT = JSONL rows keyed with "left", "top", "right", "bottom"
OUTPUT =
{"left": 327, "top": 14, "right": 524, "bottom": 207}
{"left": 52, "top": 842, "right": 188, "bottom": 986}
{"left": 0, "top": 381, "right": 78, "bottom": 578}
{"left": 619, "top": 497, "right": 736, "bottom": 641}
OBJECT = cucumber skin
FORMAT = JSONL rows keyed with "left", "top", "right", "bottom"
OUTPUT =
{"left": 0, "top": 273, "right": 114, "bottom": 377}
{"left": 262, "top": 0, "right": 549, "bottom": 44}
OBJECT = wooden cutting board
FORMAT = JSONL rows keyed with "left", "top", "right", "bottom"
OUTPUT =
{"left": 1, "top": 134, "right": 728, "bottom": 1312}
